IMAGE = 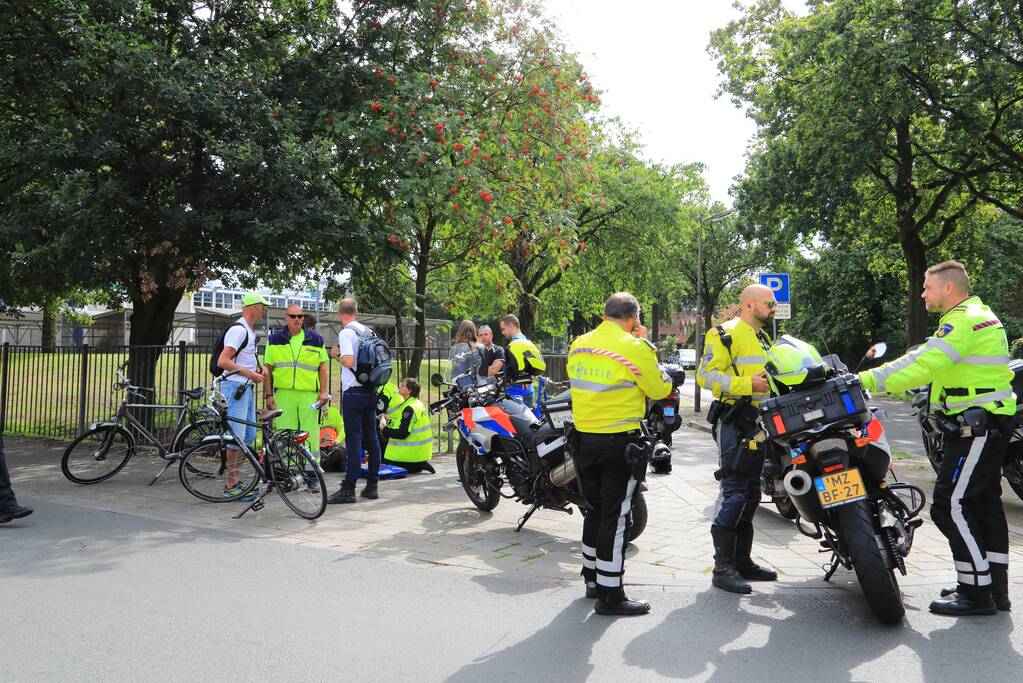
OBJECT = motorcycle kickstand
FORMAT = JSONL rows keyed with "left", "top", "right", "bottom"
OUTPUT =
{"left": 516, "top": 503, "right": 540, "bottom": 532}
{"left": 232, "top": 485, "right": 268, "bottom": 520}
{"left": 823, "top": 551, "right": 840, "bottom": 582}
{"left": 148, "top": 456, "right": 178, "bottom": 486}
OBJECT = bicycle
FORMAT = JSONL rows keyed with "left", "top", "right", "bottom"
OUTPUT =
{"left": 62, "top": 361, "right": 219, "bottom": 486}
{"left": 177, "top": 377, "right": 327, "bottom": 520}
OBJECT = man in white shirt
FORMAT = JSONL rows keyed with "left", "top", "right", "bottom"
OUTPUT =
{"left": 327, "top": 298, "right": 383, "bottom": 503}
{"left": 216, "top": 293, "right": 267, "bottom": 498}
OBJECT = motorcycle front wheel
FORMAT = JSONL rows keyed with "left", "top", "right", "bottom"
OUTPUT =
{"left": 1001, "top": 443, "right": 1023, "bottom": 501}
{"left": 456, "top": 439, "right": 500, "bottom": 511}
{"left": 773, "top": 495, "right": 799, "bottom": 520}
{"left": 834, "top": 499, "right": 905, "bottom": 624}
{"left": 922, "top": 430, "right": 943, "bottom": 474}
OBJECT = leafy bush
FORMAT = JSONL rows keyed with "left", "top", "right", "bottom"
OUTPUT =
{"left": 1011, "top": 338, "right": 1023, "bottom": 360}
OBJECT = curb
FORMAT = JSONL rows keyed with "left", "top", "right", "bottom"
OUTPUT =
{"left": 683, "top": 420, "right": 712, "bottom": 434}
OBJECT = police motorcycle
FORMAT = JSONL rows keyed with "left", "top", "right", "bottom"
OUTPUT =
{"left": 754, "top": 336, "right": 927, "bottom": 624}
{"left": 428, "top": 363, "right": 678, "bottom": 541}
{"left": 913, "top": 358, "right": 1023, "bottom": 500}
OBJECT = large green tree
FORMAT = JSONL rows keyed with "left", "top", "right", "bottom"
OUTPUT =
{"left": 710, "top": 0, "right": 1013, "bottom": 344}
{"left": 0, "top": 0, "right": 381, "bottom": 385}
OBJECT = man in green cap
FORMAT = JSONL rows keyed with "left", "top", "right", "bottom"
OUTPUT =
{"left": 216, "top": 292, "right": 268, "bottom": 499}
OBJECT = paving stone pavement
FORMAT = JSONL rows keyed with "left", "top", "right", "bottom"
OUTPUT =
{"left": 7, "top": 426, "right": 1023, "bottom": 600}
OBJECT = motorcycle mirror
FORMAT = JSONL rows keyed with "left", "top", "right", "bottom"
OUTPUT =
{"left": 868, "top": 342, "right": 888, "bottom": 360}
{"left": 430, "top": 372, "right": 445, "bottom": 388}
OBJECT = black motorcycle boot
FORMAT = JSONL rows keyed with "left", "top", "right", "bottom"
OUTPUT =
{"left": 594, "top": 588, "right": 651, "bottom": 616}
{"left": 735, "top": 522, "right": 778, "bottom": 582}
{"left": 930, "top": 585, "right": 997, "bottom": 616}
{"left": 327, "top": 481, "right": 357, "bottom": 504}
{"left": 361, "top": 478, "right": 379, "bottom": 499}
{"left": 585, "top": 581, "right": 599, "bottom": 599}
{"left": 711, "top": 525, "right": 752, "bottom": 594}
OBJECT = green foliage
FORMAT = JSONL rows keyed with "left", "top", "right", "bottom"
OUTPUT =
{"left": 1011, "top": 338, "right": 1023, "bottom": 361}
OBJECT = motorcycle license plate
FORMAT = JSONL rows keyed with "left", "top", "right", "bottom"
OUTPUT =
{"left": 663, "top": 406, "right": 675, "bottom": 417}
{"left": 814, "top": 468, "right": 866, "bottom": 509}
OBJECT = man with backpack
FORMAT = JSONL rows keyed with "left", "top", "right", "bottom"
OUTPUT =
{"left": 214, "top": 293, "right": 268, "bottom": 499}
{"left": 327, "top": 298, "right": 391, "bottom": 503}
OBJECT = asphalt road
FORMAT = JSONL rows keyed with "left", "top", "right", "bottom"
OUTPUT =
{"left": 4, "top": 500, "right": 1022, "bottom": 682}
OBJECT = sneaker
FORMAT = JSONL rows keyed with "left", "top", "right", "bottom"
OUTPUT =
{"left": 304, "top": 472, "right": 320, "bottom": 493}
{"left": 223, "top": 481, "right": 255, "bottom": 500}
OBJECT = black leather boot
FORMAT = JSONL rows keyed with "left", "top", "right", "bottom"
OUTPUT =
{"left": 594, "top": 588, "right": 650, "bottom": 616}
{"left": 585, "top": 581, "right": 598, "bottom": 599}
{"left": 361, "top": 479, "right": 379, "bottom": 499}
{"left": 711, "top": 525, "right": 752, "bottom": 594}
{"left": 940, "top": 564, "right": 1011, "bottom": 612}
{"left": 735, "top": 522, "right": 778, "bottom": 581}
{"left": 327, "top": 482, "right": 357, "bottom": 504}
{"left": 930, "top": 585, "right": 997, "bottom": 616}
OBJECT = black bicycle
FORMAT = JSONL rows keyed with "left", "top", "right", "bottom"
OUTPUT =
{"left": 177, "top": 378, "right": 327, "bottom": 520}
{"left": 62, "top": 361, "right": 218, "bottom": 486}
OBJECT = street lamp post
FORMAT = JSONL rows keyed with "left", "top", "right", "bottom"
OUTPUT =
{"left": 693, "top": 208, "right": 737, "bottom": 413}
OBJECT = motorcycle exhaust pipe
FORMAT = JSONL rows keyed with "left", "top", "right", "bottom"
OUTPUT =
{"left": 783, "top": 469, "right": 827, "bottom": 524}
{"left": 549, "top": 453, "right": 577, "bottom": 488}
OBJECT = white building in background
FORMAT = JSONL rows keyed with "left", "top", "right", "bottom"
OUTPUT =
{"left": 190, "top": 283, "right": 332, "bottom": 314}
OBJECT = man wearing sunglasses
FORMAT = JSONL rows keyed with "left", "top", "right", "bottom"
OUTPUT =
{"left": 697, "top": 283, "right": 779, "bottom": 594}
{"left": 264, "top": 303, "right": 330, "bottom": 486}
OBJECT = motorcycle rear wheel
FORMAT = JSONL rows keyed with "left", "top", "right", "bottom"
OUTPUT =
{"left": 834, "top": 500, "right": 905, "bottom": 624}
{"left": 456, "top": 439, "right": 500, "bottom": 511}
{"left": 923, "top": 430, "right": 943, "bottom": 474}
{"left": 773, "top": 495, "right": 799, "bottom": 520}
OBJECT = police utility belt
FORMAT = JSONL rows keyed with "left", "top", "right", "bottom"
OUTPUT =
{"left": 707, "top": 399, "right": 763, "bottom": 481}
{"left": 932, "top": 406, "right": 997, "bottom": 440}
{"left": 574, "top": 429, "right": 651, "bottom": 483}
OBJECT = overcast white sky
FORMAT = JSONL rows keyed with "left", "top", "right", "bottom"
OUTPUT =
{"left": 541, "top": 0, "right": 805, "bottom": 205}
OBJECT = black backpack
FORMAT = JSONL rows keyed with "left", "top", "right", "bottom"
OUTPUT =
{"left": 353, "top": 326, "right": 393, "bottom": 388}
{"left": 209, "top": 322, "right": 249, "bottom": 377}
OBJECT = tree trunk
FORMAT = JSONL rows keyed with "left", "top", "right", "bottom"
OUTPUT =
{"left": 901, "top": 234, "right": 930, "bottom": 345}
{"left": 516, "top": 293, "right": 539, "bottom": 339}
{"left": 128, "top": 284, "right": 185, "bottom": 431}
{"left": 407, "top": 228, "right": 432, "bottom": 379}
{"left": 651, "top": 301, "right": 661, "bottom": 343}
{"left": 41, "top": 303, "right": 57, "bottom": 352}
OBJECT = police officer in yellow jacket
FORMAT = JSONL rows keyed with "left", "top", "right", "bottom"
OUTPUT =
{"left": 569, "top": 292, "right": 671, "bottom": 616}
{"left": 500, "top": 314, "right": 546, "bottom": 408}
{"left": 697, "top": 284, "right": 780, "bottom": 594}
{"left": 378, "top": 378, "right": 435, "bottom": 474}
{"left": 859, "top": 261, "right": 1016, "bottom": 617}
{"left": 264, "top": 304, "right": 329, "bottom": 485}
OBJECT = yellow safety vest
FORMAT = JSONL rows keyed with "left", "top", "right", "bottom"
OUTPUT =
{"left": 568, "top": 320, "right": 671, "bottom": 433}
{"left": 696, "top": 318, "right": 772, "bottom": 407}
{"left": 507, "top": 335, "right": 546, "bottom": 381}
{"left": 265, "top": 330, "right": 327, "bottom": 393}
{"left": 385, "top": 398, "right": 433, "bottom": 462}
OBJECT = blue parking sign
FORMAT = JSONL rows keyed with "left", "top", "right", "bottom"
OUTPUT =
{"left": 760, "top": 273, "right": 790, "bottom": 303}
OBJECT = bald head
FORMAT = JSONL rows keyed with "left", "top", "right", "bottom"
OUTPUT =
{"left": 739, "top": 283, "right": 776, "bottom": 330}
{"left": 740, "top": 284, "right": 774, "bottom": 304}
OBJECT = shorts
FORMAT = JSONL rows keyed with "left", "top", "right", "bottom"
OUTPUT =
{"left": 223, "top": 380, "right": 256, "bottom": 446}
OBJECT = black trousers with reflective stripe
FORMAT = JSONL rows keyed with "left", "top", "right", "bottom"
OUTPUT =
{"left": 931, "top": 414, "right": 1012, "bottom": 592}
{"left": 575, "top": 431, "right": 636, "bottom": 599}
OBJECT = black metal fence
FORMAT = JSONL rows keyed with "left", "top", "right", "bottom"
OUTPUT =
{"left": 0, "top": 342, "right": 568, "bottom": 449}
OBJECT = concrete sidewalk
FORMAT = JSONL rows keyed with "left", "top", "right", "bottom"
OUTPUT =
{"left": 5, "top": 427, "right": 1023, "bottom": 600}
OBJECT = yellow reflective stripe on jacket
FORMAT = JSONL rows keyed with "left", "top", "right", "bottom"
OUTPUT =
{"left": 695, "top": 318, "right": 771, "bottom": 407}
{"left": 859, "top": 296, "right": 1016, "bottom": 416}
{"left": 568, "top": 320, "right": 671, "bottom": 433}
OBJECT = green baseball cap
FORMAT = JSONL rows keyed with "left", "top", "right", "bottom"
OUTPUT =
{"left": 241, "top": 293, "right": 270, "bottom": 307}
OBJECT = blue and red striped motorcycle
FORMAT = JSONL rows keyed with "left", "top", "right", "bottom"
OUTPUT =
{"left": 428, "top": 369, "right": 650, "bottom": 540}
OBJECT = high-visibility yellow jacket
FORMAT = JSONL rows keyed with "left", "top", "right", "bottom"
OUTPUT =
{"left": 696, "top": 318, "right": 772, "bottom": 407}
{"left": 568, "top": 321, "right": 671, "bottom": 433}
{"left": 265, "top": 329, "right": 327, "bottom": 393}
{"left": 506, "top": 334, "right": 546, "bottom": 381}
{"left": 383, "top": 397, "right": 433, "bottom": 462}
{"left": 859, "top": 296, "right": 1016, "bottom": 416}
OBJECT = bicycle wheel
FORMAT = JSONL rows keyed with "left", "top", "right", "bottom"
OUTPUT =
{"left": 267, "top": 437, "right": 326, "bottom": 520}
{"left": 62, "top": 425, "right": 135, "bottom": 484}
{"left": 179, "top": 439, "right": 259, "bottom": 503}
{"left": 172, "top": 418, "right": 219, "bottom": 457}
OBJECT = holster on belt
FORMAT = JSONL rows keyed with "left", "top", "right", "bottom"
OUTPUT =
{"left": 625, "top": 437, "right": 650, "bottom": 483}
{"left": 714, "top": 400, "right": 763, "bottom": 480}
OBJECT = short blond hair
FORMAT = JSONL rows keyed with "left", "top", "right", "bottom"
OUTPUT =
{"left": 926, "top": 260, "right": 970, "bottom": 293}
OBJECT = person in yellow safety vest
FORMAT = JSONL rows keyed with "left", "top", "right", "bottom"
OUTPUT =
{"left": 500, "top": 314, "right": 546, "bottom": 408}
{"left": 568, "top": 292, "right": 672, "bottom": 617}
{"left": 858, "top": 261, "right": 1017, "bottom": 617}
{"left": 377, "top": 377, "right": 436, "bottom": 474}
{"left": 264, "top": 304, "right": 329, "bottom": 489}
{"left": 696, "top": 283, "right": 780, "bottom": 595}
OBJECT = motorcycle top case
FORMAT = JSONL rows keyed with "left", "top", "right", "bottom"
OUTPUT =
{"left": 760, "top": 373, "right": 869, "bottom": 440}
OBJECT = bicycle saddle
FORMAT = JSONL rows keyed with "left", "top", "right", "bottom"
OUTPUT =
{"left": 179, "top": 387, "right": 204, "bottom": 400}
{"left": 258, "top": 408, "right": 284, "bottom": 421}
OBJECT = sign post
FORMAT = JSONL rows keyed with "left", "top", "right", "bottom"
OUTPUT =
{"left": 759, "top": 272, "right": 791, "bottom": 339}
